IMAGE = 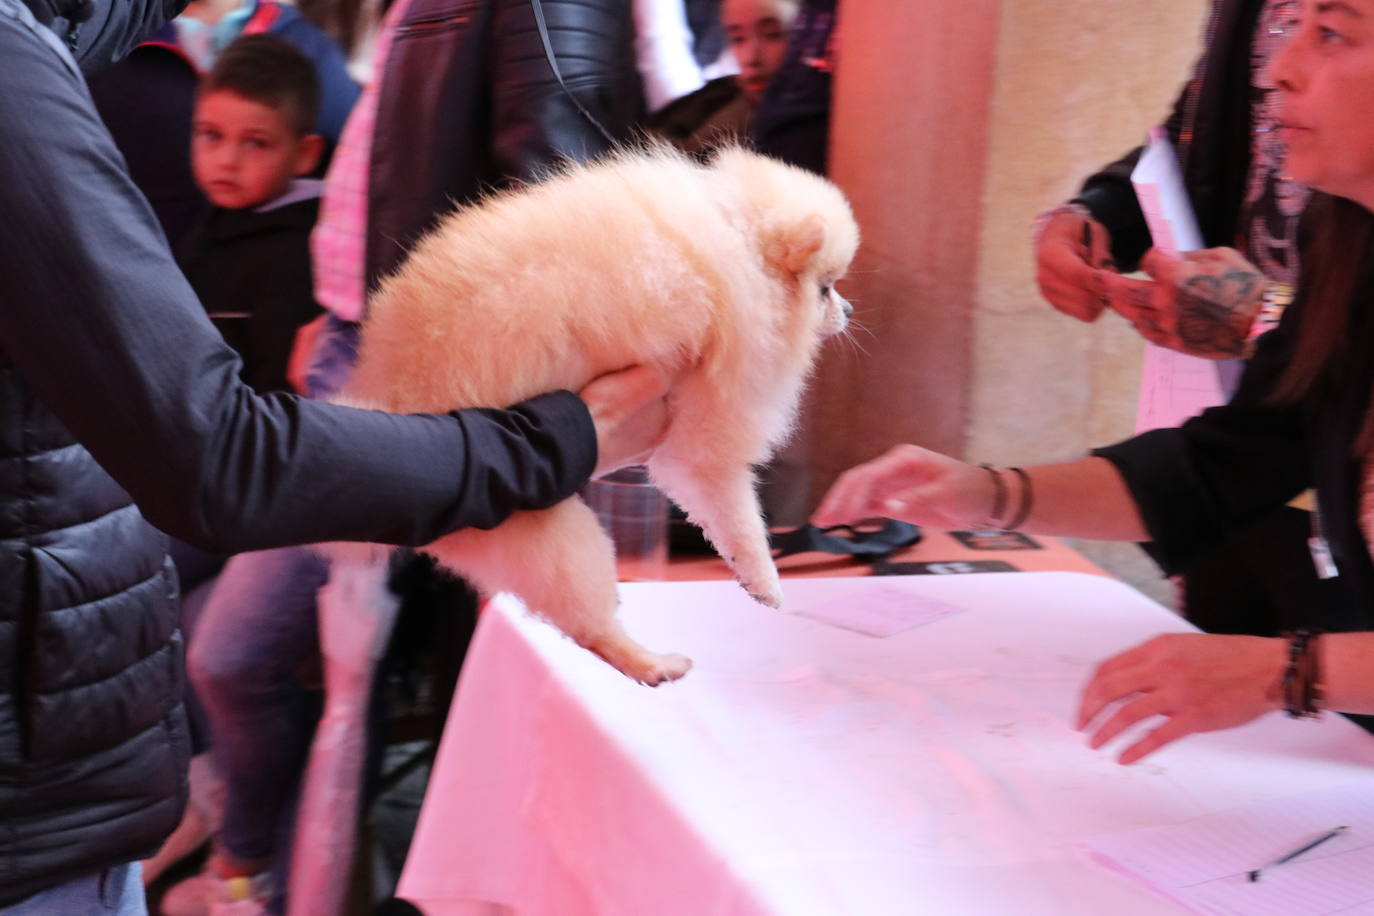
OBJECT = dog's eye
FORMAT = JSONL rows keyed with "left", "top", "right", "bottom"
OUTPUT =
{"left": 819, "top": 284, "right": 832, "bottom": 298}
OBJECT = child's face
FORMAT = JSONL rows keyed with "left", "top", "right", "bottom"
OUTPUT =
{"left": 192, "top": 89, "right": 320, "bottom": 210}
{"left": 723, "top": 0, "right": 797, "bottom": 105}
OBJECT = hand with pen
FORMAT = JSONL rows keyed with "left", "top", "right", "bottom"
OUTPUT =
{"left": 1033, "top": 204, "right": 1265, "bottom": 359}
{"left": 1076, "top": 632, "right": 1288, "bottom": 764}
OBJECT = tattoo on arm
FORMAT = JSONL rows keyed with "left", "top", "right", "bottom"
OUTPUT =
{"left": 1175, "top": 269, "right": 1261, "bottom": 357}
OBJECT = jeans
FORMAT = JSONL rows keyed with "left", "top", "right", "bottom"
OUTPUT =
{"left": 303, "top": 313, "right": 359, "bottom": 401}
{"left": 187, "top": 546, "right": 329, "bottom": 863}
{"left": 185, "top": 312, "right": 358, "bottom": 863}
{"left": 169, "top": 538, "right": 230, "bottom": 754}
{"left": 1, "top": 864, "right": 144, "bottom": 915}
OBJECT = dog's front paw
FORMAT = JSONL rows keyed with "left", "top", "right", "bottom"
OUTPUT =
{"left": 636, "top": 652, "right": 693, "bottom": 687}
{"left": 740, "top": 572, "right": 783, "bottom": 609}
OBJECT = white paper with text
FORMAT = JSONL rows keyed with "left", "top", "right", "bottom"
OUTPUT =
{"left": 1131, "top": 126, "right": 1227, "bottom": 433}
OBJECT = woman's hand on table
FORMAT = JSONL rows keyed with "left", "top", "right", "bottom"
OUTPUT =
{"left": 811, "top": 444, "right": 990, "bottom": 530}
{"left": 1076, "top": 633, "right": 1287, "bottom": 764}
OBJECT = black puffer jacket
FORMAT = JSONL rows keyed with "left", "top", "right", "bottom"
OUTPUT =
{"left": 0, "top": 0, "right": 599, "bottom": 903}
{"left": 0, "top": 355, "right": 188, "bottom": 905}
{"left": 0, "top": 2, "right": 191, "bottom": 904}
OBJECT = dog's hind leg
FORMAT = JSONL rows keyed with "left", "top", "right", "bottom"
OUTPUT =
{"left": 649, "top": 462, "right": 783, "bottom": 608}
{"left": 424, "top": 501, "right": 692, "bottom": 686}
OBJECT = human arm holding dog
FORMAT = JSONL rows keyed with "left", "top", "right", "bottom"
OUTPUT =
{"left": 0, "top": 28, "right": 666, "bottom": 554}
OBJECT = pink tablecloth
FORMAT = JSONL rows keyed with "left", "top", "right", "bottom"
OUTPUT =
{"left": 398, "top": 572, "right": 1374, "bottom": 915}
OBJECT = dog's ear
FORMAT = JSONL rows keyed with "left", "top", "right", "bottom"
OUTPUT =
{"left": 767, "top": 213, "right": 826, "bottom": 277}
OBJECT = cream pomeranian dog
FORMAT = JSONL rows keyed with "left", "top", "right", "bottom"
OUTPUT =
{"left": 333, "top": 145, "right": 858, "bottom": 686}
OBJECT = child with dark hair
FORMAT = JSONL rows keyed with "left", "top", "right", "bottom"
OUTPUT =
{"left": 155, "top": 36, "right": 331, "bottom": 912}
{"left": 179, "top": 33, "right": 325, "bottom": 395}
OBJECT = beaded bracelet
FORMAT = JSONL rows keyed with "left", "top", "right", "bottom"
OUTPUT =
{"left": 1279, "top": 629, "right": 1324, "bottom": 720}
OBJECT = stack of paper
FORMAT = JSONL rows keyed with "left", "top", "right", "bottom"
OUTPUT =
{"left": 1130, "top": 126, "right": 1227, "bottom": 433}
{"left": 1084, "top": 785, "right": 1374, "bottom": 915}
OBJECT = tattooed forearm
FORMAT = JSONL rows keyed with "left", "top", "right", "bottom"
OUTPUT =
{"left": 1175, "top": 268, "right": 1262, "bottom": 357}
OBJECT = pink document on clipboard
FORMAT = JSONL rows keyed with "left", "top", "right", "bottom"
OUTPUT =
{"left": 1130, "top": 127, "right": 1227, "bottom": 433}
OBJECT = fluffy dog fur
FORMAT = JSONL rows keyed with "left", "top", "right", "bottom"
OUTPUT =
{"left": 334, "top": 146, "right": 858, "bottom": 685}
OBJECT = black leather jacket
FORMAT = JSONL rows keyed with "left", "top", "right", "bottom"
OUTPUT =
{"left": 366, "top": 0, "right": 642, "bottom": 288}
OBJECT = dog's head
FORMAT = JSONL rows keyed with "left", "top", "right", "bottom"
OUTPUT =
{"left": 709, "top": 147, "right": 859, "bottom": 340}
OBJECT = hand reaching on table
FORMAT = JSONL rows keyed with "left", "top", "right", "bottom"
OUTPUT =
{"left": 1076, "top": 633, "right": 1286, "bottom": 764}
{"left": 811, "top": 444, "right": 991, "bottom": 530}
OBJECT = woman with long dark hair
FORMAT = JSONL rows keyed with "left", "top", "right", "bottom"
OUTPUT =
{"left": 813, "top": 0, "right": 1374, "bottom": 766}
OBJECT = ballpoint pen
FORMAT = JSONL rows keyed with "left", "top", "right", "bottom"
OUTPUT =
{"left": 1247, "top": 825, "right": 1350, "bottom": 882}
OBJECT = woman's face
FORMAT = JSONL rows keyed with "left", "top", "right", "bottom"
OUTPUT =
{"left": 722, "top": 0, "right": 798, "bottom": 105}
{"left": 1271, "top": 0, "right": 1374, "bottom": 207}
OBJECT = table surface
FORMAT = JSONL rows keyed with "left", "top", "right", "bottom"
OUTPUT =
{"left": 398, "top": 572, "right": 1374, "bottom": 916}
{"left": 666, "top": 528, "right": 1110, "bottom": 581}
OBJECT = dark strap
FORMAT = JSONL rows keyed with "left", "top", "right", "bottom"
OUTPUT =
{"left": 769, "top": 520, "right": 921, "bottom": 562}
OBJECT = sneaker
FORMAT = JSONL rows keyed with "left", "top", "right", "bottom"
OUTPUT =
{"left": 159, "top": 873, "right": 212, "bottom": 916}
{"left": 160, "top": 869, "right": 271, "bottom": 916}
{"left": 207, "top": 880, "right": 270, "bottom": 916}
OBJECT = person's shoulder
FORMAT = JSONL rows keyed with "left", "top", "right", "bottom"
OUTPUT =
{"left": 0, "top": 2, "right": 108, "bottom": 172}
{"left": 646, "top": 78, "right": 742, "bottom": 138}
{"left": 0, "top": 0, "right": 70, "bottom": 79}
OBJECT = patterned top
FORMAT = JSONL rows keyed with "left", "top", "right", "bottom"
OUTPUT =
{"left": 1242, "top": 0, "right": 1312, "bottom": 332}
{"left": 310, "top": 0, "right": 416, "bottom": 323}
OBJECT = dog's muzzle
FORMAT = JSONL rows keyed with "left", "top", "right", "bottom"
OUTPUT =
{"left": 821, "top": 292, "right": 852, "bottom": 337}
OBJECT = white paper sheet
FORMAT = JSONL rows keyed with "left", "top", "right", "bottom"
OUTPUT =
{"left": 787, "top": 582, "right": 965, "bottom": 637}
{"left": 1085, "top": 785, "right": 1374, "bottom": 915}
{"left": 400, "top": 574, "right": 1374, "bottom": 916}
{"left": 1131, "top": 126, "right": 1227, "bottom": 433}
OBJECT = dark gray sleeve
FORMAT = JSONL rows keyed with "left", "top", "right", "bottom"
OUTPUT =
{"left": 65, "top": 0, "right": 186, "bottom": 70}
{"left": 1092, "top": 311, "right": 1309, "bottom": 575}
{"left": 0, "top": 19, "right": 597, "bottom": 553}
